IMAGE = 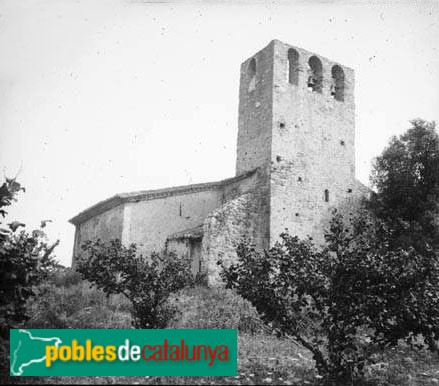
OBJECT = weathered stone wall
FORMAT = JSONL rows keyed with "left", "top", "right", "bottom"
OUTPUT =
{"left": 166, "top": 238, "right": 190, "bottom": 258}
{"left": 202, "top": 191, "right": 259, "bottom": 286}
{"left": 72, "top": 204, "right": 124, "bottom": 264}
{"left": 269, "top": 40, "right": 358, "bottom": 245}
{"left": 234, "top": 41, "right": 277, "bottom": 257}
{"left": 233, "top": 39, "right": 363, "bottom": 249}
{"left": 236, "top": 41, "right": 274, "bottom": 175}
{"left": 221, "top": 168, "right": 270, "bottom": 251}
{"left": 125, "top": 189, "right": 222, "bottom": 257}
{"left": 221, "top": 169, "right": 258, "bottom": 202}
{"left": 202, "top": 167, "right": 270, "bottom": 285}
{"left": 166, "top": 237, "right": 203, "bottom": 276}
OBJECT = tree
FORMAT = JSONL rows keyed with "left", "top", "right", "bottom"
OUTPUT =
{"left": 221, "top": 210, "right": 439, "bottom": 385}
{"left": 369, "top": 119, "right": 439, "bottom": 253}
{"left": 76, "top": 239, "right": 195, "bottom": 329}
{"left": 0, "top": 178, "right": 58, "bottom": 341}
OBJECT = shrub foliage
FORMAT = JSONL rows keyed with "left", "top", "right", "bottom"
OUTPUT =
{"left": 221, "top": 210, "right": 439, "bottom": 384}
{"left": 369, "top": 119, "right": 439, "bottom": 253}
{"left": 0, "top": 178, "right": 57, "bottom": 340}
{"left": 77, "top": 239, "right": 195, "bottom": 329}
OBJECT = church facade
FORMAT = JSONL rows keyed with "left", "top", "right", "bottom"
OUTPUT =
{"left": 70, "top": 40, "right": 367, "bottom": 284}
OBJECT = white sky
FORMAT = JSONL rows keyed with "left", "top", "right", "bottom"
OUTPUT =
{"left": 0, "top": 0, "right": 438, "bottom": 267}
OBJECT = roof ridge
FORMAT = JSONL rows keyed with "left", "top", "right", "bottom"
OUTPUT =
{"left": 69, "top": 168, "right": 258, "bottom": 225}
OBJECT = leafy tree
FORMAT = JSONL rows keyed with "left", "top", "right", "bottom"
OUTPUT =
{"left": 221, "top": 210, "right": 439, "bottom": 384}
{"left": 77, "top": 239, "right": 195, "bottom": 329}
{"left": 369, "top": 119, "right": 439, "bottom": 252}
{"left": 0, "top": 178, "right": 58, "bottom": 341}
{"left": 0, "top": 177, "right": 58, "bottom": 385}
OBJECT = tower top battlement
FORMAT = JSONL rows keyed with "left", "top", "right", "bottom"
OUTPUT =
{"left": 240, "top": 39, "right": 354, "bottom": 91}
{"left": 236, "top": 39, "right": 355, "bottom": 176}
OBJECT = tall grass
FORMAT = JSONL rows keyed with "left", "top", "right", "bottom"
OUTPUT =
{"left": 26, "top": 268, "right": 132, "bottom": 329}
{"left": 166, "top": 286, "right": 266, "bottom": 334}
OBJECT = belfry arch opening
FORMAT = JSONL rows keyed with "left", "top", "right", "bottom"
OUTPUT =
{"left": 331, "top": 65, "right": 345, "bottom": 101}
{"left": 248, "top": 58, "right": 256, "bottom": 92}
{"left": 307, "top": 56, "right": 323, "bottom": 93}
{"left": 287, "top": 48, "right": 299, "bottom": 86}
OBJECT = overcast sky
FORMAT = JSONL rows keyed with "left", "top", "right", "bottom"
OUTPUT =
{"left": 0, "top": 0, "right": 438, "bottom": 267}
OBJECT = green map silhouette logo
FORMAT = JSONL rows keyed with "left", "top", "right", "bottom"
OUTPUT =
{"left": 9, "top": 329, "right": 237, "bottom": 376}
{"left": 10, "top": 329, "right": 62, "bottom": 376}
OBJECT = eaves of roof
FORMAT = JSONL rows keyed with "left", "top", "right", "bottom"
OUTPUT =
{"left": 69, "top": 168, "right": 257, "bottom": 226}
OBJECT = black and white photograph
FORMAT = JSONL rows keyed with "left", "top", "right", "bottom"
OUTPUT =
{"left": 1, "top": 0, "right": 439, "bottom": 384}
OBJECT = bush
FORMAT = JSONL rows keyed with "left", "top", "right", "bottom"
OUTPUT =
{"left": 48, "top": 267, "right": 82, "bottom": 288}
{"left": 166, "top": 286, "right": 266, "bottom": 334}
{"left": 221, "top": 210, "right": 439, "bottom": 385}
{"left": 77, "top": 239, "right": 195, "bottom": 329}
{"left": 0, "top": 178, "right": 57, "bottom": 339}
{"left": 0, "top": 177, "right": 57, "bottom": 384}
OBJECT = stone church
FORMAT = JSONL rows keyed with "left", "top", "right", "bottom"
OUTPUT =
{"left": 70, "top": 39, "right": 367, "bottom": 284}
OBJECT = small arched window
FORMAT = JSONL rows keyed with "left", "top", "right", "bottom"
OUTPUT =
{"left": 324, "top": 189, "right": 329, "bottom": 202}
{"left": 307, "top": 56, "right": 323, "bottom": 93}
{"left": 287, "top": 48, "right": 299, "bottom": 86}
{"left": 331, "top": 65, "right": 345, "bottom": 101}
{"left": 248, "top": 58, "right": 256, "bottom": 92}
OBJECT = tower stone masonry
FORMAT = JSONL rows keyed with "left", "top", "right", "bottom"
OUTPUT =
{"left": 70, "top": 39, "right": 367, "bottom": 285}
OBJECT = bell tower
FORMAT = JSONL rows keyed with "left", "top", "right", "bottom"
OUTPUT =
{"left": 236, "top": 39, "right": 358, "bottom": 244}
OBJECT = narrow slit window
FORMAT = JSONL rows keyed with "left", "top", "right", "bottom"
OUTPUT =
{"left": 287, "top": 48, "right": 299, "bottom": 86}
{"left": 248, "top": 58, "right": 256, "bottom": 92}
{"left": 324, "top": 189, "right": 329, "bottom": 202}
{"left": 331, "top": 65, "right": 345, "bottom": 101}
{"left": 307, "top": 56, "right": 323, "bottom": 93}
